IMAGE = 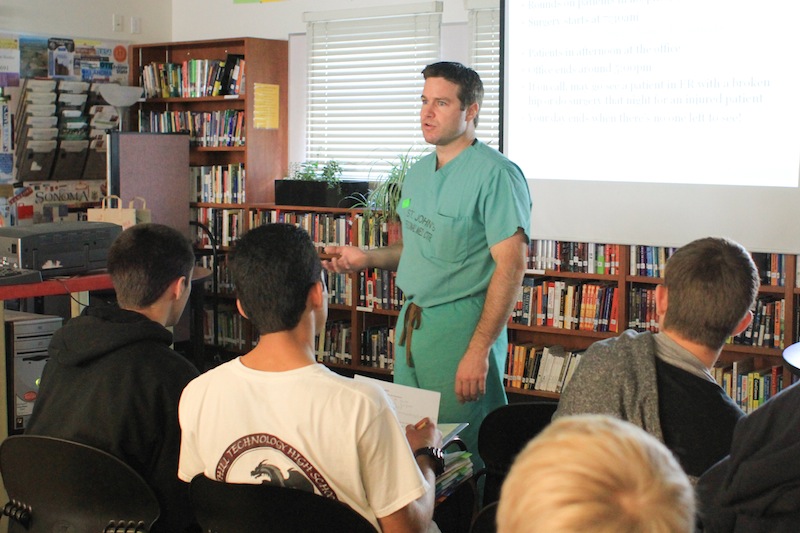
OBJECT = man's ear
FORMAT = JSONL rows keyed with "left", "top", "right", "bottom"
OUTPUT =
{"left": 465, "top": 102, "right": 479, "bottom": 124}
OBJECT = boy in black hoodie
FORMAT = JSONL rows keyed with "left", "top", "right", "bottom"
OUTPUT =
{"left": 26, "top": 223, "right": 200, "bottom": 533}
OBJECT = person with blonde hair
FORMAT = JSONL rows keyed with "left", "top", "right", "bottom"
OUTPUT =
{"left": 496, "top": 415, "right": 695, "bottom": 533}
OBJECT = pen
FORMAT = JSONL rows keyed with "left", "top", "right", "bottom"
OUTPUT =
{"left": 415, "top": 420, "right": 427, "bottom": 430}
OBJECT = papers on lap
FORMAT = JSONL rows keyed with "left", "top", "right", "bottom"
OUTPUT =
{"left": 353, "top": 376, "right": 468, "bottom": 445}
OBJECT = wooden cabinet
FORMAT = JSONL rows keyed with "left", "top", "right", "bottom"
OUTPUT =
{"left": 129, "top": 37, "right": 288, "bottom": 204}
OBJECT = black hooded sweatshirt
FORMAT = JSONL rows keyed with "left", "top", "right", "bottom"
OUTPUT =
{"left": 26, "top": 305, "right": 200, "bottom": 533}
{"left": 696, "top": 381, "right": 800, "bottom": 532}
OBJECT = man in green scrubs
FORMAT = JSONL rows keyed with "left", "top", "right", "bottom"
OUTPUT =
{"left": 324, "top": 62, "right": 531, "bottom": 460}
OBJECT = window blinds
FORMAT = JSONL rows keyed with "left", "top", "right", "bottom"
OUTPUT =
{"left": 468, "top": 6, "right": 501, "bottom": 148}
{"left": 306, "top": 9, "right": 441, "bottom": 180}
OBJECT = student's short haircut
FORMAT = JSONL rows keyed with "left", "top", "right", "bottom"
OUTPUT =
{"left": 663, "top": 237, "right": 759, "bottom": 349}
{"left": 497, "top": 415, "right": 695, "bottom": 533}
{"left": 422, "top": 61, "right": 484, "bottom": 126}
{"left": 108, "top": 223, "right": 194, "bottom": 308}
{"left": 229, "top": 223, "right": 321, "bottom": 335}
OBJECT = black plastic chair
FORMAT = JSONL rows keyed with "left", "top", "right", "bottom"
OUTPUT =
{"left": 190, "top": 474, "right": 378, "bottom": 533}
{"left": 474, "top": 401, "right": 559, "bottom": 508}
{"left": 0, "top": 434, "right": 160, "bottom": 533}
{"left": 469, "top": 501, "right": 498, "bottom": 533}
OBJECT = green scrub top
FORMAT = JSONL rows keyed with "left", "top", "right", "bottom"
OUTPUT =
{"left": 396, "top": 140, "right": 532, "bottom": 306}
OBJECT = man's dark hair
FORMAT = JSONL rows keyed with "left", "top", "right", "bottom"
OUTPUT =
{"left": 108, "top": 223, "right": 195, "bottom": 308}
{"left": 229, "top": 223, "right": 322, "bottom": 335}
{"left": 662, "top": 237, "right": 759, "bottom": 349}
{"left": 422, "top": 61, "right": 484, "bottom": 126}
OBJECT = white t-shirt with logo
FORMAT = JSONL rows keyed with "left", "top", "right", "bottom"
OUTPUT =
{"left": 178, "top": 360, "right": 428, "bottom": 529}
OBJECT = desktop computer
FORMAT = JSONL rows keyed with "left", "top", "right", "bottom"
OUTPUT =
{"left": 4, "top": 309, "right": 62, "bottom": 434}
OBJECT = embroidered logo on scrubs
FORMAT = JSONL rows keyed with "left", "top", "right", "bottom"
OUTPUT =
{"left": 215, "top": 433, "right": 337, "bottom": 500}
{"left": 404, "top": 208, "right": 435, "bottom": 242}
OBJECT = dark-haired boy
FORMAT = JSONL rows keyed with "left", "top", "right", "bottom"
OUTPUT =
{"left": 27, "top": 223, "right": 200, "bottom": 533}
{"left": 178, "top": 223, "right": 441, "bottom": 533}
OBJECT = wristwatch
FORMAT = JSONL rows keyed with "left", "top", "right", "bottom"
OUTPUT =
{"left": 414, "top": 446, "right": 445, "bottom": 476}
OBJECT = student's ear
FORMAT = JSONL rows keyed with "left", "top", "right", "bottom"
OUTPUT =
{"left": 170, "top": 276, "right": 188, "bottom": 301}
{"left": 308, "top": 281, "right": 325, "bottom": 309}
{"left": 731, "top": 310, "right": 753, "bottom": 336}
{"left": 655, "top": 284, "right": 668, "bottom": 319}
{"left": 236, "top": 299, "right": 248, "bottom": 319}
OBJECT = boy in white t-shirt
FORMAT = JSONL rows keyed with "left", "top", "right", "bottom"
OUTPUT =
{"left": 178, "top": 223, "right": 442, "bottom": 532}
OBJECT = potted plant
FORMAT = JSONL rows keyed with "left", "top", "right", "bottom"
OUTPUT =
{"left": 274, "top": 160, "right": 369, "bottom": 208}
{"left": 358, "top": 151, "right": 420, "bottom": 245}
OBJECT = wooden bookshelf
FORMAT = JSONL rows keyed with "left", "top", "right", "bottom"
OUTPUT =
{"left": 505, "top": 242, "right": 797, "bottom": 403}
{"left": 129, "top": 37, "right": 289, "bottom": 204}
{"left": 186, "top": 207, "right": 798, "bottom": 407}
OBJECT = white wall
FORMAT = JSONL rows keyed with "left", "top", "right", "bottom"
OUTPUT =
{"left": 0, "top": 0, "right": 171, "bottom": 44}
{"left": 171, "top": 0, "right": 469, "bottom": 41}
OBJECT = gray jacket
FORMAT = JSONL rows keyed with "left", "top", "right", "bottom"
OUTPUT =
{"left": 553, "top": 329, "right": 664, "bottom": 443}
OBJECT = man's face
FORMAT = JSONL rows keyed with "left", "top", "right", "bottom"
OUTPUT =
{"left": 419, "top": 76, "right": 471, "bottom": 147}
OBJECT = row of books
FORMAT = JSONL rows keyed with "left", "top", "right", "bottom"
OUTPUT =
{"left": 196, "top": 254, "right": 233, "bottom": 294}
{"left": 138, "top": 109, "right": 245, "bottom": 147}
{"left": 189, "top": 212, "right": 800, "bottom": 294}
{"left": 194, "top": 207, "right": 245, "bottom": 249}
{"left": 629, "top": 245, "right": 678, "bottom": 278}
{"left": 358, "top": 269, "right": 405, "bottom": 311}
{"left": 355, "top": 215, "right": 395, "bottom": 250}
{"left": 139, "top": 55, "right": 245, "bottom": 99}
{"left": 751, "top": 252, "right": 787, "bottom": 287}
{"left": 325, "top": 271, "right": 352, "bottom": 307}
{"left": 251, "top": 210, "right": 352, "bottom": 252}
{"left": 191, "top": 164, "right": 246, "bottom": 204}
{"left": 713, "top": 359, "right": 786, "bottom": 414}
{"left": 315, "top": 320, "right": 352, "bottom": 366}
{"left": 511, "top": 279, "right": 619, "bottom": 333}
{"left": 504, "top": 343, "right": 583, "bottom": 393}
{"left": 628, "top": 285, "right": 659, "bottom": 333}
{"left": 360, "top": 325, "right": 395, "bottom": 370}
{"left": 202, "top": 303, "right": 247, "bottom": 350}
{"left": 730, "top": 297, "right": 785, "bottom": 349}
{"left": 528, "top": 240, "right": 622, "bottom": 274}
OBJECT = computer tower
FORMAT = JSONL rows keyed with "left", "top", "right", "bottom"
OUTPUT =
{"left": 4, "top": 310, "right": 62, "bottom": 434}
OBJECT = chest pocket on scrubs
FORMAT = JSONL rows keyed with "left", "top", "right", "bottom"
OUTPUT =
{"left": 429, "top": 211, "right": 471, "bottom": 264}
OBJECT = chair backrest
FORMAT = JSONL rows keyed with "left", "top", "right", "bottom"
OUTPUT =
{"left": 469, "top": 501, "right": 498, "bottom": 533}
{"left": 190, "top": 474, "right": 378, "bottom": 533}
{"left": 477, "top": 401, "right": 558, "bottom": 506}
{"left": 0, "top": 434, "right": 160, "bottom": 533}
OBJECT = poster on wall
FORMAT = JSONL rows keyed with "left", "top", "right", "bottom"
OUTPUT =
{"left": 0, "top": 34, "right": 21, "bottom": 87}
{"left": 18, "top": 34, "right": 128, "bottom": 83}
{"left": 0, "top": 101, "right": 12, "bottom": 183}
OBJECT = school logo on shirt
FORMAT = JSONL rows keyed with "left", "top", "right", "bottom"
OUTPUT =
{"left": 215, "top": 433, "right": 337, "bottom": 499}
